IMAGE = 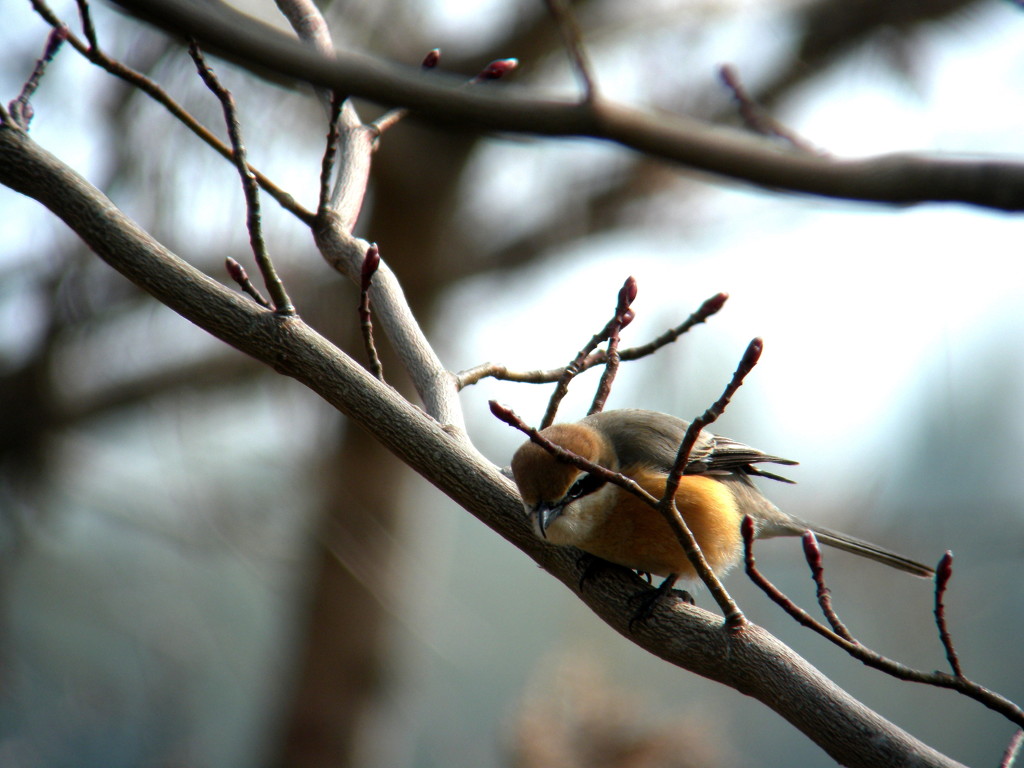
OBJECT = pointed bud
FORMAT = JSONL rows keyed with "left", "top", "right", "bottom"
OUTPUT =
{"left": 741, "top": 337, "right": 763, "bottom": 369}
{"left": 362, "top": 243, "right": 381, "bottom": 281}
{"left": 802, "top": 531, "right": 823, "bottom": 569}
{"left": 421, "top": 49, "right": 441, "bottom": 69}
{"left": 701, "top": 291, "right": 728, "bottom": 316}
{"left": 489, "top": 400, "right": 516, "bottom": 425}
{"left": 936, "top": 551, "right": 954, "bottom": 586}
{"left": 225, "top": 257, "right": 248, "bottom": 283}
{"left": 477, "top": 58, "right": 518, "bottom": 81}
{"left": 740, "top": 514, "right": 755, "bottom": 543}
{"left": 617, "top": 276, "right": 637, "bottom": 312}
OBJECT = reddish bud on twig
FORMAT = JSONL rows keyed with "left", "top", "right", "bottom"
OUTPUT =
{"left": 933, "top": 550, "right": 963, "bottom": 678}
{"left": 617, "top": 275, "right": 638, "bottom": 311}
{"left": 489, "top": 400, "right": 518, "bottom": 425}
{"left": 619, "top": 308, "right": 635, "bottom": 328}
{"left": 477, "top": 58, "right": 519, "bottom": 81}
{"left": 362, "top": 243, "right": 381, "bottom": 284}
{"left": 802, "top": 530, "right": 823, "bottom": 569}
{"left": 225, "top": 256, "right": 271, "bottom": 308}
{"left": 936, "top": 550, "right": 954, "bottom": 588}
{"left": 741, "top": 514, "right": 755, "bottom": 544}
{"left": 422, "top": 49, "right": 441, "bottom": 69}
{"left": 701, "top": 291, "right": 729, "bottom": 316}
{"left": 358, "top": 244, "right": 384, "bottom": 380}
{"left": 44, "top": 25, "right": 69, "bottom": 58}
{"left": 226, "top": 256, "right": 247, "bottom": 283}
{"left": 741, "top": 337, "right": 764, "bottom": 369}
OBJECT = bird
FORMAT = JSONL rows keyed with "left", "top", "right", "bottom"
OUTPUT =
{"left": 510, "top": 409, "right": 934, "bottom": 593}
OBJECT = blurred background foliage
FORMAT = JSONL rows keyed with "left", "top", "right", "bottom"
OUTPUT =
{"left": 1, "top": 0, "right": 1023, "bottom": 766}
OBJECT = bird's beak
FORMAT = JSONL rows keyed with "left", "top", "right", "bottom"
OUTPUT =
{"left": 534, "top": 502, "right": 563, "bottom": 539}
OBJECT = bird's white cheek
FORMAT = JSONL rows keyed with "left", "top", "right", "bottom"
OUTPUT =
{"left": 544, "top": 497, "right": 603, "bottom": 546}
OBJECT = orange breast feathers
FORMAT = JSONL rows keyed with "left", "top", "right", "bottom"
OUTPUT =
{"left": 546, "top": 467, "right": 745, "bottom": 579}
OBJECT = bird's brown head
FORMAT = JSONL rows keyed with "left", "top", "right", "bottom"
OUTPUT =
{"left": 510, "top": 423, "right": 614, "bottom": 538}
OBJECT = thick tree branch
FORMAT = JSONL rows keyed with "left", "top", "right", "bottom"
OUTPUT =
{"left": 314, "top": 216, "right": 465, "bottom": 431}
{"left": 114, "top": 0, "right": 1024, "bottom": 212}
{"left": 0, "top": 121, "right": 968, "bottom": 768}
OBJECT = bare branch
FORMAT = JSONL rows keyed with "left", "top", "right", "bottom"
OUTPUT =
{"left": 544, "top": 0, "right": 598, "bottom": 102}
{"left": 588, "top": 276, "right": 636, "bottom": 416}
{"left": 31, "top": 0, "right": 314, "bottom": 223}
{"left": 188, "top": 43, "right": 294, "bottom": 314}
{"left": 655, "top": 339, "right": 764, "bottom": 628}
{"left": 1001, "top": 730, "right": 1024, "bottom": 768}
{"left": 359, "top": 244, "right": 384, "bottom": 380}
{"left": 719, "top": 64, "right": 820, "bottom": 154}
{"left": 7, "top": 24, "right": 68, "bottom": 129}
{"left": 273, "top": 0, "right": 333, "bottom": 58}
{"left": 934, "top": 551, "right": 964, "bottom": 678}
{"left": 315, "top": 219, "right": 465, "bottom": 430}
{"left": 113, "top": 0, "right": 1024, "bottom": 212}
{"left": 666, "top": 337, "right": 763, "bottom": 492}
{"left": 457, "top": 291, "right": 729, "bottom": 389}
{"left": 270, "top": 0, "right": 372, "bottom": 231}
{"left": 74, "top": 0, "right": 99, "bottom": 50}
{"left": 802, "top": 532, "right": 855, "bottom": 642}
{"left": 541, "top": 277, "right": 636, "bottom": 429}
{"left": 742, "top": 518, "right": 1024, "bottom": 729}
{"left": 0, "top": 111, "right": 976, "bottom": 768}
{"left": 370, "top": 49, "right": 442, "bottom": 139}
{"left": 318, "top": 90, "right": 344, "bottom": 219}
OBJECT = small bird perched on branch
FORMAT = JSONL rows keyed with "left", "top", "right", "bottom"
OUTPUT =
{"left": 510, "top": 409, "right": 934, "bottom": 587}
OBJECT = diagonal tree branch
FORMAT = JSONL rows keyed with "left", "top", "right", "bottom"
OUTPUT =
{"left": 0, "top": 118, "right": 969, "bottom": 768}
{"left": 113, "top": 0, "right": 1024, "bottom": 213}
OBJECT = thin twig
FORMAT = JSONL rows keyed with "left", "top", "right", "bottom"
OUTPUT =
{"left": 742, "top": 518, "right": 1024, "bottom": 728}
{"left": 543, "top": 0, "right": 597, "bottom": 102}
{"left": 359, "top": 244, "right": 384, "bottom": 380}
{"left": 370, "top": 49, "right": 441, "bottom": 139}
{"left": 318, "top": 90, "right": 344, "bottom": 220}
{"left": 74, "top": 0, "right": 99, "bottom": 49}
{"left": 375, "top": 53, "right": 517, "bottom": 135}
{"left": 666, "top": 337, "right": 763, "bottom": 493}
{"left": 933, "top": 551, "right": 963, "bottom": 678}
{"left": 8, "top": 25, "right": 68, "bottom": 129}
{"left": 30, "top": 0, "right": 315, "bottom": 224}
{"left": 541, "top": 277, "right": 637, "bottom": 429}
{"left": 188, "top": 43, "right": 294, "bottom": 315}
{"left": 456, "top": 291, "right": 728, "bottom": 389}
{"left": 94, "top": 0, "right": 1024, "bottom": 213}
{"left": 655, "top": 339, "right": 763, "bottom": 629}
{"left": 491, "top": 400, "right": 657, "bottom": 505}
{"left": 802, "top": 532, "right": 855, "bottom": 642}
{"left": 1001, "top": 731, "right": 1024, "bottom": 768}
{"left": 719, "top": 64, "right": 820, "bottom": 155}
{"left": 272, "top": 0, "right": 372, "bottom": 230}
{"left": 225, "top": 257, "right": 271, "bottom": 308}
{"left": 621, "top": 291, "right": 729, "bottom": 361}
{"left": 588, "top": 276, "right": 636, "bottom": 415}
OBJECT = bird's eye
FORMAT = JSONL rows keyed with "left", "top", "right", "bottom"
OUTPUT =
{"left": 566, "top": 472, "right": 605, "bottom": 502}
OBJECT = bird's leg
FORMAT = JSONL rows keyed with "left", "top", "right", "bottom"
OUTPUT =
{"left": 575, "top": 551, "right": 615, "bottom": 591}
{"left": 628, "top": 573, "right": 692, "bottom": 629}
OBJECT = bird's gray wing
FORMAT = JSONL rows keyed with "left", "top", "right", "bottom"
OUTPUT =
{"left": 583, "top": 409, "right": 797, "bottom": 482}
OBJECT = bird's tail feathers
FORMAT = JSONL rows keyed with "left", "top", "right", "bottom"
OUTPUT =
{"left": 802, "top": 523, "right": 934, "bottom": 578}
{"left": 754, "top": 513, "right": 934, "bottom": 578}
